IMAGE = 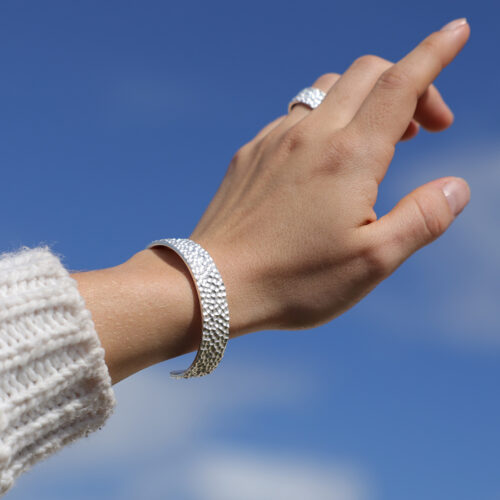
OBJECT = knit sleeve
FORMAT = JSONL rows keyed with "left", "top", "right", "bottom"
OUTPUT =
{"left": 0, "top": 246, "right": 116, "bottom": 495}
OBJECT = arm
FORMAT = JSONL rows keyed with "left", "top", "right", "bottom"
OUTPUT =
{"left": 74, "top": 20, "right": 471, "bottom": 387}
{"left": 72, "top": 242, "right": 260, "bottom": 385}
{"left": 74, "top": 20, "right": 471, "bottom": 388}
{"left": 0, "top": 19, "right": 471, "bottom": 497}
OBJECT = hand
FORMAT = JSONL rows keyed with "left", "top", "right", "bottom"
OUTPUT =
{"left": 190, "top": 19, "right": 471, "bottom": 337}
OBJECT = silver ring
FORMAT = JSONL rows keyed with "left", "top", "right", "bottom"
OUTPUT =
{"left": 288, "top": 87, "right": 326, "bottom": 113}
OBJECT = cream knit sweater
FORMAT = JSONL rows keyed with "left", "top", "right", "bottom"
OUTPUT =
{"left": 0, "top": 246, "right": 116, "bottom": 496}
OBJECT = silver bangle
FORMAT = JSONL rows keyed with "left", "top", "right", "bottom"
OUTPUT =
{"left": 146, "top": 238, "right": 230, "bottom": 379}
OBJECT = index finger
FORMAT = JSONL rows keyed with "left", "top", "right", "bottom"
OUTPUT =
{"left": 346, "top": 19, "right": 470, "bottom": 162}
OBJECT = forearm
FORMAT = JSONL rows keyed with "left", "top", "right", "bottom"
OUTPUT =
{"left": 72, "top": 247, "right": 203, "bottom": 385}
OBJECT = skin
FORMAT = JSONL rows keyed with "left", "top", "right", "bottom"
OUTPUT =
{"left": 73, "top": 19, "right": 471, "bottom": 385}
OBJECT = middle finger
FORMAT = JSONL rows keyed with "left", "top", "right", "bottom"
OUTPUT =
{"left": 310, "top": 55, "right": 453, "bottom": 134}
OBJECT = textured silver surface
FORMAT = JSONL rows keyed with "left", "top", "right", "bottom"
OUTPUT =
{"left": 288, "top": 86, "right": 326, "bottom": 112}
{"left": 147, "top": 238, "right": 230, "bottom": 379}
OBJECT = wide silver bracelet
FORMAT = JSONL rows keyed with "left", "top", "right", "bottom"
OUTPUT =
{"left": 146, "top": 238, "right": 230, "bottom": 379}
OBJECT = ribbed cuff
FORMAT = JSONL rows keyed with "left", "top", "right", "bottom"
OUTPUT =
{"left": 0, "top": 247, "right": 116, "bottom": 495}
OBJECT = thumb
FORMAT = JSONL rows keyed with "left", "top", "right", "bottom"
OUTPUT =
{"left": 364, "top": 176, "right": 471, "bottom": 273}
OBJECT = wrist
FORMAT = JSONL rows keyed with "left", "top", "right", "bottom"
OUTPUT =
{"left": 119, "top": 247, "right": 203, "bottom": 358}
{"left": 73, "top": 238, "right": 274, "bottom": 385}
{"left": 73, "top": 247, "right": 202, "bottom": 384}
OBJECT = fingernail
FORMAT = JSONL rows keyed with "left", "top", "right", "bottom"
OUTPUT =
{"left": 440, "top": 18, "right": 468, "bottom": 31}
{"left": 442, "top": 178, "right": 470, "bottom": 216}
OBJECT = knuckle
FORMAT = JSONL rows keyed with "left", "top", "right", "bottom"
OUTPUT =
{"left": 276, "top": 122, "right": 311, "bottom": 156}
{"left": 376, "top": 66, "right": 419, "bottom": 102}
{"left": 227, "top": 143, "right": 252, "bottom": 173}
{"left": 411, "top": 195, "right": 445, "bottom": 240}
{"left": 377, "top": 66, "right": 412, "bottom": 91}
{"left": 232, "top": 143, "right": 250, "bottom": 162}
{"left": 358, "top": 239, "right": 393, "bottom": 280}
{"left": 353, "top": 54, "right": 387, "bottom": 70}
{"left": 420, "top": 36, "right": 440, "bottom": 54}
{"left": 317, "top": 130, "right": 358, "bottom": 172}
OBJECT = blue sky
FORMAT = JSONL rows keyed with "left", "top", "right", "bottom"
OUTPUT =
{"left": 1, "top": 1, "right": 499, "bottom": 499}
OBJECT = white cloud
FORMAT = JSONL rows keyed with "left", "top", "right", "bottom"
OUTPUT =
{"left": 194, "top": 448, "right": 369, "bottom": 500}
{"left": 8, "top": 360, "right": 371, "bottom": 500}
{"left": 125, "top": 446, "right": 371, "bottom": 500}
{"left": 76, "top": 357, "right": 311, "bottom": 461}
